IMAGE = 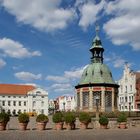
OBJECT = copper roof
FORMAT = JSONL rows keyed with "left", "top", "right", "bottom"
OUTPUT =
{"left": 0, "top": 84, "right": 36, "bottom": 95}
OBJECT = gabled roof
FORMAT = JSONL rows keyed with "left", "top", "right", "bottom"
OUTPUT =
{"left": 0, "top": 84, "right": 36, "bottom": 95}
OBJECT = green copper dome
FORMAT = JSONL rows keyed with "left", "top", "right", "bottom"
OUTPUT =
{"left": 79, "top": 63, "right": 115, "bottom": 85}
{"left": 76, "top": 25, "right": 117, "bottom": 87}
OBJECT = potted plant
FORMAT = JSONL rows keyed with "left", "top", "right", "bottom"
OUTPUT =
{"left": 52, "top": 112, "right": 64, "bottom": 130}
{"left": 79, "top": 112, "right": 91, "bottom": 129}
{"left": 18, "top": 113, "right": 29, "bottom": 130}
{"left": 36, "top": 114, "right": 49, "bottom": 130}
{"left": 64, "top": 112, "right": 76, "bottom": 130}
{"left": 0, "top": 112, "right": 10, "bottom": 131}
{"left": 117, "top": 112, "right": 127, "bottom": 129}
{"left": 99, "top": 115, "right": 109, "bottom": 129}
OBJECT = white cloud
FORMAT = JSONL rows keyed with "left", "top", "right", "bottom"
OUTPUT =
{"left": 64, "top": 65, "right": 87, "bottom": 79}
{"left": 0, "top": 0, "right": 75, "bottom": 32}
{"left": 14, "top": 71, "right": 42, "bottom": 81}
{"left": 104, "top": 0, "right": 140, "bottom": 50}
{"left": 46, "top": 65, "right": 86, "bottom": 83}
{"left": 77, "top": 0, "right": 105, "bottom": 30}
{"left": 0, "top": 38, "right": 41, "bottom": 58}
{"left": 0, "top": 58, "right": 6, "bottom": 69}
{"left": 46, "top": 65, "right": 87, "bottom": 95}
{"left": 46, "top": 75, "right": 69, "bottom": 83}
{"left": 105, "top": 53, "right": 125, "bottom": 68}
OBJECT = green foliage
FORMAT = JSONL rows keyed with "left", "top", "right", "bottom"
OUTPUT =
{"left": 99, "top": 115, "right": 109, "bottom": 125}
{"left": 99, "top": 111, "right": 120, "bottom": 118}
{"left": 117, "top": 112, "right": 127, "bottom": 123}
{"left": 0, "top": 112, "right": 10, "bottom": 123}
{"left": 18, "top": 113, "right": 29, "bottom": 123}
{"left": 79, "top": 112, "right": 91, "bottom": 124}
{"left": 52, "top": 112, "right": 64, "bottom": 123}
{"left": 64, "top": 112, "right": 76, "bottom": 124}
{"left": 36, "top": 114, "right": 49, "bottom": 123}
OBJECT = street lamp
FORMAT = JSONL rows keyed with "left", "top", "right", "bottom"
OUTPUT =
{"left": 63, "top": 102, "right": 66, "bottom": 112}
{"left": 129, "top": 102, "right": 131, "bottom": 117}
{"left": 95, "top": 96, "right": 100, "bottom": 120}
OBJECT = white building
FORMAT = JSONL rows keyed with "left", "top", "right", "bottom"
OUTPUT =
{"left": 118, "top": 63, "right": 136, "bottom": 111}
{"left": 57, "top": 95, "right": 76, "bottom": 111}
{"left": 0, "top": 84, "right": 48, "bottom": 115}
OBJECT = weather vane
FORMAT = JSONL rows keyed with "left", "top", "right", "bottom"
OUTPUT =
{"left": 95, "top": 24, "right": 100, "bottom": 36}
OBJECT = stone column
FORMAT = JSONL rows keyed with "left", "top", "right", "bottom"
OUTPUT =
{"left": 101, "top": 89, "right": 105, "bottom": 112}
{"left": 112, "top": 88, "right": 115, "bottom": 112}
{"left": 80, "top": 90, "right": 83, "bottom": 110}
{"left": 89, "top": 88, "right": 93, "bottom": 111}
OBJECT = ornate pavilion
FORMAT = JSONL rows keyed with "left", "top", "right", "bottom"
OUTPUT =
{"left": 75, "top": 26, "right": 119, "bottom": 112}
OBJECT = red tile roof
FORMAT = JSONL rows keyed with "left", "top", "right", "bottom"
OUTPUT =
{"left": 0, "top": 84, "right": 36, "bottom": 95}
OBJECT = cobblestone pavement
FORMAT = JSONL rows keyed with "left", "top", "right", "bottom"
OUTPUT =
{"left": 0, "top": 117, "right": 140, "bottom": 140}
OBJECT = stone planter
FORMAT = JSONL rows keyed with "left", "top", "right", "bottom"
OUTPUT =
{"left": 66, "top": 123, "right": 75, "bottom": 130}
{"left": 119, "top": 122, "right": 127, "bottom": 129}
{"left": 100, "top": 124, "right": 108, "bottom": 129}
{"left": 19, "top": 123, "right": 28, "bottom": 130}
{"left": 0, "top": 122, "right": 6, "bottom": 131}
{"left": 37, "top": 122, "right": 47, "bottom": 130}
{"left": 80, "top": 122, "right": 88, "bottom": 129}
{"left": 55, "top": 122, "right": 63, "bottom": 130}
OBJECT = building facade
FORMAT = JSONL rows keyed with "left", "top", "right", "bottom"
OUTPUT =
{"left": 75, "top": 27, "right": 119, "bottom": 112}
{"left": 0, "top": 84, "right": 48, "bottom": 115}
{"left": 136, "top": 74, "right": 140, "bottom": 110}
{"left": 118, "top": 64, "right": 140, "bottom": 111}
{"left": 57, "top": 96, "right": 76, "bottom": 111}
{"left": 49, "top": 95, "right": 76, "bottom": 112}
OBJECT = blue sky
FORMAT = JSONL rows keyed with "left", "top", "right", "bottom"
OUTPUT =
{"left": 0, "top": 0, "right": 140, "bottom": 99}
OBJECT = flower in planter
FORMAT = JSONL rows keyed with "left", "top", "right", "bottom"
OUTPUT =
{"left": 36, "top": 114, "right": 49, "bottom": 123}
{"left": 64, "top": 112, "right": 76, "bottom": 130}
{"left": 79, "top": 112, "right": 91, "bottom": 129}
{"left": 18, "top": 113, "right": 29, "bottom": 130}
{"left": 0, "top": 112, "right": 10, "bottom": 131}
{"left": 99, "top": 115, "right": 109, "bottom": 129}
{"left": 52, "top": 112, "right": 64, "bottom": 130}
{"left": 36, "top": 114, "right": 49, "bottom": 130}
{"left": 117, "top": 112, "right": 127, "bottom": 129}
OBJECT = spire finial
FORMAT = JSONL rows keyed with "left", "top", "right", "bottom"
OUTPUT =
{"left": 95, "top": 24, "right": 100, "bottom": 36}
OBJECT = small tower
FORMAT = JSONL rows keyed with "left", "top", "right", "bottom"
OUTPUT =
{"left": 75, "top": 26, "right": 119, "bottom": 112}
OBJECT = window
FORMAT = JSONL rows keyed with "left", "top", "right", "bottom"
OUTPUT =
{"left": 125, "top": 96, "right": 127, "bottom": 102}
{"left": 19, "top": 101, "right": 21, "bottom": 106}
{"left": 130, "top": 85, "right": 132, "bottom": 91}
{"left": 125, "top": 86, "right": 127, "bottom": 93}
{"left": 120, "top": 85, "right": 123, "bottom": 92}
{"left": 33, "top": 101, "right": 36, "bottom": 107}
{"left": 24, "top": 101, "right": 26, "bottom": 106}
{"left": 13, "top": 101, "right": 16, "bottom": 106}
{"left": 13, "top": 96, "right": 16, "bottom": 98}
{"left": 41, "top": 109, "right": 44, "bottom": 114}
{"left": 8, "top": 101, "right": 11, "bottom": 106}
{"left": 41, "top": 101, "right": 44, "bottom": 107}
{"left": 19, "top": 96, "right": 21, "bottom": 98}
{"left": 8, "top": 96, "right": 10, "bottom": 98}
{"left": 129, "top": 96, "right": 131, "bottom": 102}
{"left": 132, "top": 96, "right": 133, "bottom": 102}
{"left": 2, "top": 96, "right": 5, "bottom": 98}
{"left": 2, "top": 101, "right": 5, "bottom": 106}
{"left": 42, "top": 96, "right": 44, "bottom": 98}
{"left": 33, "top": 96, "right": 36, "bottom": 98}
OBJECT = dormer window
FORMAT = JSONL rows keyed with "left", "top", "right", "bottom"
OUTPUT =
{"left": 36, "top": 91, "right": 41, "bottom": 94}
{"left": 92, "top": 70, "right": 94, "bottom": 75}
{"left": 100, "top": 70, "right": 103, "bottom": 76}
